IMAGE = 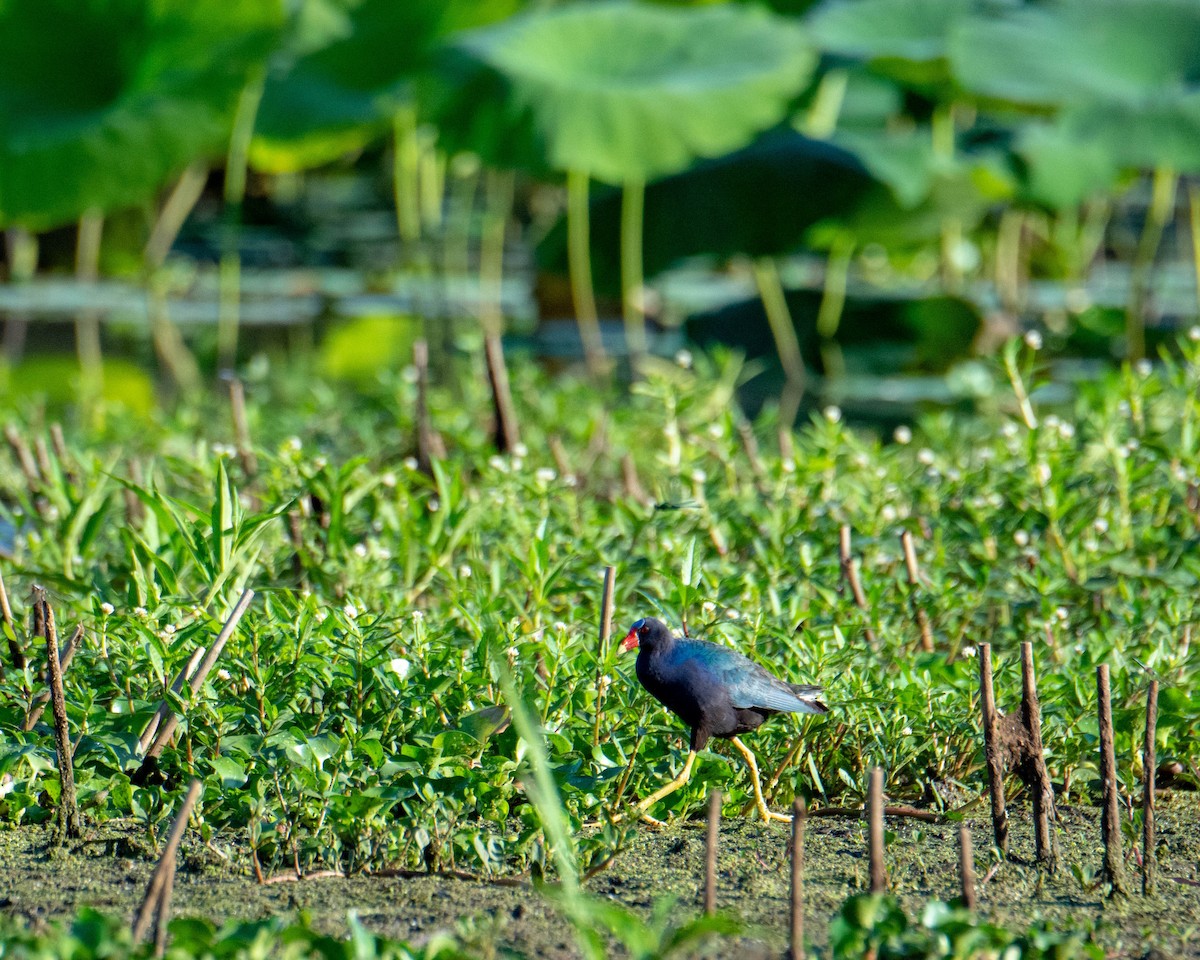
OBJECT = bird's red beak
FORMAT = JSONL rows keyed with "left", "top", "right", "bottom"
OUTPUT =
{"left": 621, "top": 628, "right": 639, "bottom": 652}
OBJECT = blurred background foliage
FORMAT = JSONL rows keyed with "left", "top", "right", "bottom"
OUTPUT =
{"left": 2, "top": 0, "right": 1200, "bottom": 415}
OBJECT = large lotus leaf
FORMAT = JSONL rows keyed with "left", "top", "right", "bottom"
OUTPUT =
{"left": 1059, "top": 95, "right": 1200, "bottom": 174}
{"left": 0, "top": 0, "right": 282, "bottom": 231}
{"left": 429, "top": 1, "right": 816, "bottom": 184}
{"left": 252, "top": 0, "right": 521, "bottom": 173}
{"left": 806, "top": 0, "right": 974, "bottom": 88}
{"left": 537, "top": 129, "right": 875, "bottom": 287}
{"left": 950, "top": 0, "right": 1200, "bottom": 108}
{"left": 1014, "top": 122, "right": 1123, "bottom": 209}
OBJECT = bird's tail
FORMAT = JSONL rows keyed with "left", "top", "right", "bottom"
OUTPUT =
{"left": 789, "top": 683, "right": 829, "bottom": 714}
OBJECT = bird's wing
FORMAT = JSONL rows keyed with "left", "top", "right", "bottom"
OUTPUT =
{"left": 676, "top": 641, "right": 827, "bottom": 715}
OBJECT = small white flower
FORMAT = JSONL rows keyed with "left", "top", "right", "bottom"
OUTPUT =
{"left": 917, "top": 448, "right": 936, "bottom": 466}
{"left": 893, "top": 425, "right": 913, "bottom": 445}
{"left": 403, "top": 457, "right": 419, "bottom": 471}
{"left": 553, "top": 621, "right": 568, "bottom": 633}
{"left": 1094, "top": 518, "right": 1109, "bottom": 534}
{"left": 1024, "top": 330, "right": 1043, "bottom": 350}
{"left": 344, "top": 603, "right": 359, "bottom": 620}
{"left": 314, "top": 609, "right": 328, "bottom": 624}
{"left": 536, "top": 467, "right": 557, "bottom": 483}
{"left": 353, "top": 543, "right": 368, "bottom": 558}
{"left": 925, "top": 467, "right": 940, "bottom": 480}
{"left": 962, "top": 646, "right": 977, "bottom": 658}
{"left": 1035, "top": 462, "right": 1052, "bottom": 485}
{"left": 134, "top": 606, "right": 148, "bottom": 619}
{"left": 1084, "top": 538, "right": 1099, "bottom": 552}
{"left": 389, "top": 657, "right": 411, "bottom": 680}
{"left": 412, "top": 610, "right": 425, "bottom": 622}
{"left": 1059, "top": 422, "right": 1076, "bottom": 440}
{"left": 1190, "top": 326, "right": 1200, "bottom": 342}
{"left": 1118, "top": 401, "right": 1132, "bottom": 417}
{"left": 488, "top": 455, "right": 507, "bottom": 472}
{"left": 901, "top": 727, "right": 913, "bottom": 736}
{"left": 286, "top": 437, "right": 302, "bottom": 453}
{"left": 946, "top": 468, "right": 962, "bottom": 483}
{"left": 217, "top": 668, "right": 232, "bottom": 682}
{"left": 563, "top": 474, "right": 578, "bottom": 487}
{"left": 512, "top": 442, "right": 529, "bottom": 458}
{"left": 1014, "top": 530, "right": 1030, "bottom": 547}
{"left": 1044, "top": 415, "right": 1060, "bottom": 430}
{"left": 977, "top": 447, "right": 995, "bottom": 462}
{"left": 1125, "top": 439, "right": 1140, "bottom": 453}
{"left": 823, "top": 405, "right": 842, "bottom": 424}
{"left": 1055, "top": 606, "right": 1069, "bottom": 622}
{"left": 725, "top": 609, "right": 741, "bottom": 620}
{"left": 702, "top": 601, "right": 717, "bottom": 615}
{"left": 881, "top": 504, "right": 898, "bottom": 523}
{"left": 162, "top": 624, "right": 176, "bottom": 636}
{"left": 708, "top": 423, "right": 724, "bottom": 439}
{"left": 458, "top": 564, "right": 472, "bottom": 578}
{"left": 100, "top": 602, "right": 115, "bottom": 616}
{"left": 1135, "top": 359, "right": 1153, "bottom": 377}
{"left": 380, "top": 472, "right": 397, "bottom": 488}
{"left": 312, "top": 456, "right": 328, "bottom": 471}
{"left": 401, "top": 365, "right": 418, "bottom": 383}
{"left": 1000, "top": 422, "right": 1018, "bottom": 439}
{"left": 675, "top": 349, "right": 693, "bottom": 369}
{"left": 691, "top": 468, "right": 707, "bottom": 483}
{"left": 428, "top": 498, "right": 440, "bottom": 512}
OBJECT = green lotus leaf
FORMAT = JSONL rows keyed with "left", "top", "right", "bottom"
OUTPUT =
{"left": 429, "top": 1, "right": 816, "bottom": 184}
{"left": 252, "top": 0, "right": 520, "bottom": 173}
{"left": 1014, "top": 121, "right": 1123, "bottom": 209}
{"left": 0, "top": 0, "right": 283, "bottom": 231}
{"left": 950, "top": 0, "right": 1200, "bottom": 107}
{"left": 806, "top": 0, "right": 974, "bottom": 88}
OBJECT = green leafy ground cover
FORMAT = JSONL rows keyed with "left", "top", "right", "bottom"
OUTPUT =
{"left": 2, "top": 339, "right": 1200, "bottom": 955}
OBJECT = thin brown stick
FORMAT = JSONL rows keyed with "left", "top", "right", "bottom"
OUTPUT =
{"left": 900, "top": 530, "right": 934, "bottom": 651}
{"left": 413, "top": 340, "right": 445, "bottom": 474}
{"left": 548, "top": 436, "right": 573, "bottom": 483}
{"left": 805, "top": 803, "right": 944, "bottom": 823}
{"left": 484, "top": 332, "right": 521, "bottom": 454}
{"left": 979, "top": 643, "right": 1008, "bottom": 854}
{"left": 143, "top": 590, "right": 254, "bottom": 761}
{"left": 49, "top": 423, "right": 70, "bottom": 476}
{"left": 958, "top": 824, "right": 977, "bottom": 909}
{"left": 789, "top": 797, "right": 806, "bottom": 959}
{"left": 132, "top": 779, "right": 202, "bottom": 944}
{"left": 32, "top": 588, "right": 79, "bottom": 839}
{"left": 138, "top": 646, "right": 207, "bottom": 752}
{"left": 33, "top": 435, "right": 53, "bottom": 483}
{"left": 867, "top": 767, "right": 886, "bottom": 892}
{"left": 4, "top": 424, "right": 41, "bottom": 487}
{"left": 154, "top": 857, "right": 176, "bottom": 958}
{"left": 705, "top": 789, "right": 721, "bottom": 915}
{"left": 0, "top": 566, "right": 25, "bottom": 670}
{"left": 1021, "top": 641, "right": 1058, "bottom": 872}
{"left": 777, "top": 427, "right": 795, "bottom": 463}
{"left": 227, "top": 377, "right": 257, "bottom": 477}
{"left": 1143, "top": 678, "right": 1158, "bottom": 896}
{"left": 592, "top": 565, "right": 616, "bottom": 747}
{"left": 621, "top": 453, "right": 647, "bottom": 505}
{"left": 839, "top": 525, "right": 876, "bottom": 643}
{"left": 1097, "top": 664, "right": 1127, "bottom": 896}
{"left": 23, "top": 624, "right": 82, "bottom": 731}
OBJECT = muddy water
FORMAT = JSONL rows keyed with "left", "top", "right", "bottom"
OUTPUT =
{"left": 3, "top": 799, "right": 1198, "bottom": 957}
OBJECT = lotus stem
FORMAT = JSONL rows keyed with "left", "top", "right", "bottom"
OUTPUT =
{"left": 218, "top": 69, "right": 265, "bottom": 373}
{"left": 621, "top": 176, "right": 647, "bottom": 370}
{"left": 816, "top": 233, "right": 853, "bottom": 381}
{"left": 480, "top": 169, "right": 515, "bottom": 339}
{"left": 1127, "top": 165, "right": 1177, "bottom": 361}
{"left": 566, "top": 169, "right": 607, "bottom": 377}
{"left": 752, "top": 258, "right": 806, "bottom": 390}
{"left": 393, "top": 105, "right": 422, "bottom": 245}
{"left": 74, "top": 208, "right": 105, "bottom": 405}
{"left": 419, "top": 129, "right": 446, "bottom": 232}
{"left": 803, "top": 68, "right": 848, "bottom": 139}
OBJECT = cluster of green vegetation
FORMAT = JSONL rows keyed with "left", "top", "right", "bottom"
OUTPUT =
{"left": 0, "top": 337, "right": 1196, "bottom": 935}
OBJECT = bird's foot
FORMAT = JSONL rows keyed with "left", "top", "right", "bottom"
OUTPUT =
{"left": 761, "top": 806, "right": 793, "bottom": 824}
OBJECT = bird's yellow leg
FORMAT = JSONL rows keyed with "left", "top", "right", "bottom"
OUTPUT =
{"left": 730, "top": 736, "right": 792, "bottom": 823}
{"left": 633, "top": 749, "right": 698, "bottom": 817}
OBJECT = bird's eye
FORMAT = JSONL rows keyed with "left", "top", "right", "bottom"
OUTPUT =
{"left": 638, "top": 625, "right": 648, "bottom": 636}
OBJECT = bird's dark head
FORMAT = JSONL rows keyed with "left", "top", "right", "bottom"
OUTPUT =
{"left": 621, "top": 616, "right": 671, "bottom": 652}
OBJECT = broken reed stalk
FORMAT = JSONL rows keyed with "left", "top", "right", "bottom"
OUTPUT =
{"left": 867, "top": 766, "right": 886, "bottom": 892}
{"left": 4, "top": 424, "right": 41, "bottom": 487}
{"left": 1143, "top": 678, "right": 1158, "bottom": 896}
{"left": 142, "top": 590, "right": 254, "bottom": 761}
{"left": 705, "top": 789, "right": 721, "bottom": 915}
{"left": 49, "top": 423, "right": 72, "bottom": 481}
{"left": 227, "top": 377, "right": 257, "bottom": 477}
{"left": 839, "top": 525, "right": 876, "bottom": 643}
{"left": 547, "top": 436, "right": 573, "bottom": 483}
{"left": 484, "top": 332, "right": 521, "bottom": 454}
{"left": 790, "top": 797, "right": 806, "bottom": 960}
{"left": 32, "top": 587, "right": 80, "bottom": 839}
{"left": 978, "top": 643, "right": 1008, "bottom": 854}
{"left": 125, "top": 459, "right": 146, "bottom": 526}
{"left": 33, "top": 435, "right": 53, "bottom": 482}
{"left": 0, "top": 566, "right": 25, "bottom": 670}
{"left": 23, "top": 624, "right": 82, "bottom": 731}
{"left": 592, "top": 565, "right": 616, "bottom": 748}
{"left": 413, "top": 340, "right": 445, "bottom": 474}
{"left": 958, "top": 824, "right": 977, "bottom": 909}
{"left": 138, "top": 645, "right": 207, "bottom": 752}
{"left": 900, "top": 530, "right": 934, "bottom": 652}
{"left": 1097, "top": 664, "right": 1127, "bottom": 896}
{"left": 1020, "top": 642, "right": 1058, "bottom": 872}
{"left": 621, "top": 453, "right": 648, "bottom": 505}
{"left": 132, "top": 778, "right": 203, "bottom": 947}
